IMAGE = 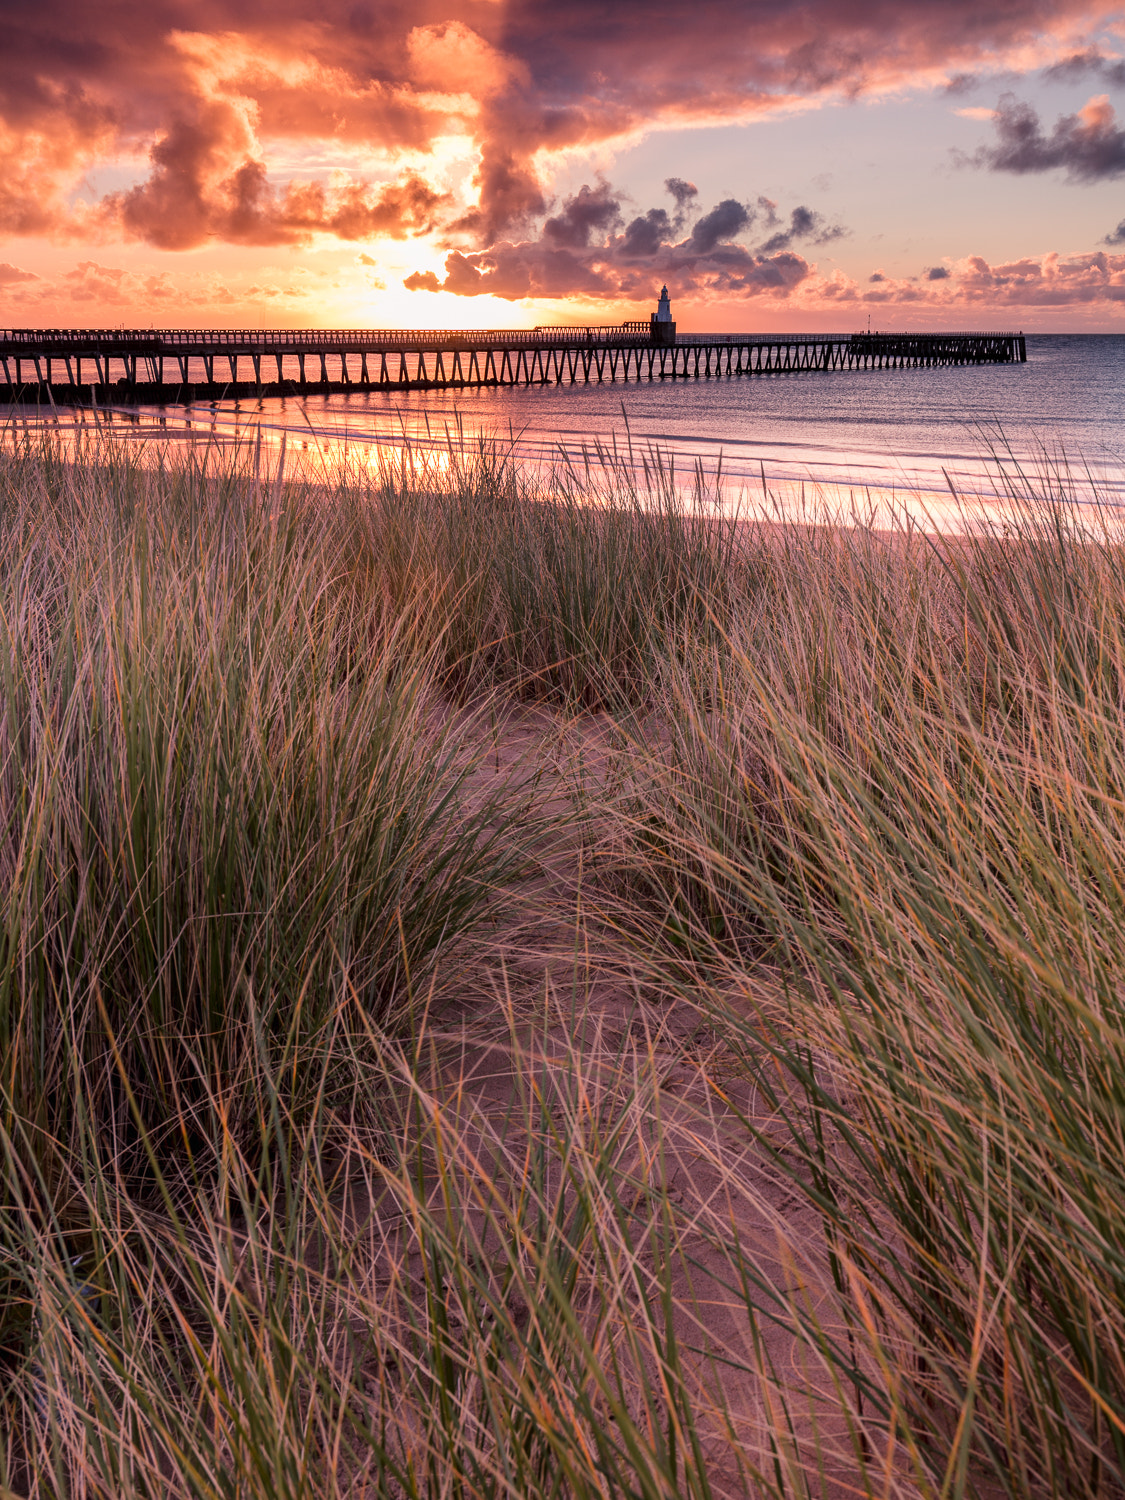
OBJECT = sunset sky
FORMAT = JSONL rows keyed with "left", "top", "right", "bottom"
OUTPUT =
{"left": 7, "top": 2, "right": 1125, "bottom": 330}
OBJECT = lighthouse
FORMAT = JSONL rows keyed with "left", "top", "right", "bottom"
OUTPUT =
{"left": 651, "top": 284, "right": 676, "bottom": 346}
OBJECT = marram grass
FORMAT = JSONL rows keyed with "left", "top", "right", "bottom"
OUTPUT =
{"left": 0, "top": 425, "right": 1122, "bottom": 1498}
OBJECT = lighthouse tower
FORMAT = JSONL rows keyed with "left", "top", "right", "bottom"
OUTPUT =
{"left": 651, "top": 284, "right": 677, "bottom": 346}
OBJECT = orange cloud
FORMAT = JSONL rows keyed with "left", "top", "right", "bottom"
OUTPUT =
{"left": 1, "top": 0, "right": 1117, "bottom": 253}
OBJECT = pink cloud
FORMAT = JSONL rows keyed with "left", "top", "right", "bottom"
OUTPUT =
{"left": 811, "top": 250, "right": 1125, "bottom": 309}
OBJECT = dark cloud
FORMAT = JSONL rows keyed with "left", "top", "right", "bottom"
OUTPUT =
{"left": 620, "top": 179, "right": 701, "bottom": 255}
{"left": 926, "top": 264, "right": 951, "bottom": 279}
{"left": 1042, "top": 48, "right": 1125, "bottom": 87}
{"left": 417, "top": 243, "right": 614, "bottom": 299}
{"left": 408, "top": 238, "right": 814, "bottom": 301}
{"left": 665, "top": 177, "right": 697, "bottom": 210}
{"left": 450, "top": 152, "right": 549, "bottom": 244}
{"left": 757, "top": 204, "right": 847, "bottom": 252}
{"left": 944, "top": 71, "right": 981, "bottom": 95}
{"left": 0, "top": 0, "right": 1115, "bottom": 250}
{"left": 689, "top": 199, "right": 752, "bottom": 254}
{"left": 620, "top": 208, "right": 673, "bottom": 258}
{"left": 663, "top": 176, "right": 698, "bottom": 231}
{"left": 110, "top": 105, "right": 245, "bottom": 249}
{"left": 403, "top": 243, "right": 1125, "bottom": 311}
{"left": 1042, "top": 47, "right": 1103, "bottom": 81}
{"left": 705, "top": 247, "right": 811, "bottom": 294}
{"left": 1103, "top": 219, "right": 1125, "bottom": 244}
{"left": 542, "top": 180, "right": 622, "bottom": 247}
{"left": 755, "top": 195, "right": 781, "bottom": 228}
{"left": 405, "top": 180, "right": 823, "bottom": 302}
{"left": 965, "top": 91, "right": 1125, "bottom": 180}
{"left": 1094, "top": 58, "right": 1125, "bottom": 87}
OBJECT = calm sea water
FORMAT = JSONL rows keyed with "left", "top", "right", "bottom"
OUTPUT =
{"left": 11, "top": 334, "right": 1125, "bottom": 520}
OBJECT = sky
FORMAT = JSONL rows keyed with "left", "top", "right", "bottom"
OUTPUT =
{"left": 7, "top": 2, "right": 1125, "bottom": 330}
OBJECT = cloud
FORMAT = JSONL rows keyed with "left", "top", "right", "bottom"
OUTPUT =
{"left": 689, "top": 199, "right": 752, "bottom": 254}
{"left": 1041, "top": 47, "right": 1125, "bottom": 86}
{"left": 403, "top": 269, "right": 441, "bottom": 291}
{"left": 1, "top": 0, "right": 1118, "bottom": 251}
{"left": 449, "top": 152, "right": 549, "bottom": 243}
{"left": 411, "top": 244, "right": 616, "bottom": 300}
{"left": 411, "top": 240, "right": 815, "bottom": 301}
{"left": 664, "top": 177, "right": 699, "bottom": 231}
{"left": 0, "top": 262, "right": 37, "bottom": 284}
{"left": 29, "top": 259, "right": 327, "bottom": 315}
{"left": 456, "top": 0, "right": 1118, "bottom": 241}
{"left": 620, "top": 208, "right": 673, "bottom": 259}
{"left": 813, "top": 249, "right": 1125, "bottom": 309}
{"left": 103, "top": 111, "right": 450, "bottom": 249}
{"left": 542, "top": 180, "right": 622, "bottom": 248}
{"left": 405, "top": 178, "right": 822, "bottom": 302}
{"left": 964, "top": 92, "right": 1125, "bottom": 180}
{"left": 1105, "top": 220, "right": 1125, "bottom": 245}
{"left": 708, "top": 249, "right": 811, "bottom": 294}
{"left": 757, "top": 204, "right": 847, "bottom": 253}
{"left": 408, "top": 236, "right": 1125, "bottom": 314}
{"left": 62, "top": 260, "right": 178, "bottom": 304}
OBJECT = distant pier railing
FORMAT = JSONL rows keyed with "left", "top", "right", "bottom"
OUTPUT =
{"left": 0, "top": 327, "right": 1027, "bottom": 404}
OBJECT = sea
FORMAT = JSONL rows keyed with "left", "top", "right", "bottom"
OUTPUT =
{"left": 7, "top": 333, "right": 1125, "bottom": 528}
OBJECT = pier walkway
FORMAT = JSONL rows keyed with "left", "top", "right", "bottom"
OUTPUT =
{"left": 0, "top": 326, "right": 1026, "bottom": 405}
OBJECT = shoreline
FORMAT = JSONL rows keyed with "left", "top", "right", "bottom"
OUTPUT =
{"left": 5, "top": 404, "right": 1120, "bottom": 538}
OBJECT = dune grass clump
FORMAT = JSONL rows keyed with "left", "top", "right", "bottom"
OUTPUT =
{"left": 357, "top": 433, "right": 743, "bottom": 707}
{"left": 605, "top": 484, "right": 1125, "bottom": 1496}
{"left": 0, "top": 423, "right": 1124, "bottom": 1498}
{"left": 0, "top": 433, "right": 536, "bottom": 1396}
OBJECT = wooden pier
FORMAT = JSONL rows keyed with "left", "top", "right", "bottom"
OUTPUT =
{"left": 0, "top": 326, "right": 1026, "bottom": 405}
